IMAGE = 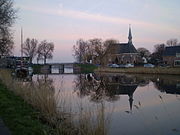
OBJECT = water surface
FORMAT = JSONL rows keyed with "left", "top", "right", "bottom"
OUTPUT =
{"left": 33, "top": 71, "right": 180, "bottom": 135}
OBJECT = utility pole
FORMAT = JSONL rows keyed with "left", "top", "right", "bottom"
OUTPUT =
{"left": 21, "top": 27, "right": 23, "bottom": 57}
{"left": 21, "top": 27, "right": 23, "bottom": 67}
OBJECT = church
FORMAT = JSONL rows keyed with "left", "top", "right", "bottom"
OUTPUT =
{"left": 105, "top": 26, "right": 141, "bottom": 65}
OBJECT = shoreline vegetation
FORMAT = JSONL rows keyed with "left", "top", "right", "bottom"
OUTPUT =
{"left": 76, "top": 63, "right": 97, "bottom": 73}
{"left": 0, "top": 69, "right": 110, "bottom": 135}
{"left": 0, "top": 82, "right": 53, "bottom": 135}
{"left": 32, "top": 63, "right": 180, "bottom": 75}
{"left": 95, "top": 67, "right": 180, "bottom": 75}
{"left": 32, "top": 63, "right": 97, "bottom": 74}
{"left": 1, "top": 65, "right": 179, "bottom": 134}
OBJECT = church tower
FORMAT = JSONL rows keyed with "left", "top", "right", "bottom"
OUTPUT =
{"left": 128, "top": 24, "right": 132, "bottom": 44}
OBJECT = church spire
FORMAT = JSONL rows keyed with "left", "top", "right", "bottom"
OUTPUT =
{"left": 128, "top": 24, "right": 132, "bottom": 44}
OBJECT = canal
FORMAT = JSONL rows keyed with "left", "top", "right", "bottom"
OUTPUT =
{"left": 31, "top": 67, "right": 180, "bottom": 135}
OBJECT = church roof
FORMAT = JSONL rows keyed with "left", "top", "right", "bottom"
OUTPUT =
{"left": 113, "top": 42, "right": 138, "bottom": 54}
{"left": 163, "top": 46, "right": 180, "bottom": 56}
{"left": 106, "top": 25, "right": 138, "bottom": 55}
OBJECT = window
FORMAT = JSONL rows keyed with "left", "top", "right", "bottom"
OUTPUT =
{"left": 115, "top": 57, "right": 119, "bottom": 64}
{"left": 176, "top": 53, "right": 180, "bottom": 58}
{"left": 174, "top": 60, "right": 180, "bottom": 66}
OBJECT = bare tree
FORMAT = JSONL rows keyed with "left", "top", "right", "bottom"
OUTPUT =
{"left": 23, "top": 38, "right": 38, "bottom": 64}
{"left": 150, "top": 44, "right": 165, "bottom": 64}
{"left": 89, "top": 38, "right": 103, "bottom": 57}
{"left": 103, "top": 39, "right": 118, "bottom": 54}
{"left": 0, "top": 32, "right": 13, "bottom": 56}
{"left": 73, "top": 38, "right": 118, "bottom": 65}
{"left": 137, "top": 47, "right": 151, "bottom": 58}
{"left": 166, "top": 38, "right": 178, "bottom": 46}
{"left": 73, "top": 39, "right": 87, "bottom": 63}
{"left": 103, "top": 39, "right": 118, "bottom": 49}
{"left": 0, "top": 0, "right": 17, "bottom": 56}
{"left": 37, "top": 40, "right": 54, "bottom": 64}
{"left": 36, "top": 46, "right": 42, "bottom": 64}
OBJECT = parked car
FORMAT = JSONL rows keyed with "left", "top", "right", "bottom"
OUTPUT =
{"left": 119, "top": 64, "right": 126, "bottom": 68}
{"left": 144, "top": 63, "right": 155, "bottom": 68}
{"left": 125, "top": 64, "right": 134, "bottom": 68}
{"left": 109, "top": 64, "right": 120, "bottom": 68}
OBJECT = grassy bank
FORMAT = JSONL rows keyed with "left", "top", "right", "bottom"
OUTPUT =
{"left": 95, "top": 67, "right": 180, "bottom": 75}
{"left": 0, "top": 82, "right": 53, "bottom": 135}
{"left": 76, "top": 63, "right": 97, "bottom": 73}
{"left": 0, "top": 69, "right": 111, "bottom": 135}
{"left": 32, "top": 64, "right": 44, "bottom": 74}
{"left": 0, "top": 69, "right": 75, "bottom": 135}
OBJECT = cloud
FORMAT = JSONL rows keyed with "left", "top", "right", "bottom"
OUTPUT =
{"left": 15, "top": 4, "right": 57, "bottom": 16}
{"left": 15, "top": 4, "right": 179, "bottom": 37}
{"left": 57, "top": 7, "right": 132, "bottom": 24}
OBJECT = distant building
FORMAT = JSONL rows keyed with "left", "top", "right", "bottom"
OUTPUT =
{"left": 163, "top": 46, "right": 180, "bottom": 67}
{"left": 104, "top": 25, "right": 141, "bottom": 65}
{"left": 0, "top": 56, "right": 30, "bottom": 68}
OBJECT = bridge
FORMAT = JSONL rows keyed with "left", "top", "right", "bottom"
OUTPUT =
{"left": 47, "top": 63, "right": 74, "bottom": 69}
{"left": 47, "top": 63, "right": 74, "bottom": 66}
{"left": 40, "top": 63, "right": 80, "bottom": 74}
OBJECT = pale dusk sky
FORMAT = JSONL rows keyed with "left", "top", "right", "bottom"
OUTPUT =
{"left": 13, "top": 0, "right": 180, "bottom": 62}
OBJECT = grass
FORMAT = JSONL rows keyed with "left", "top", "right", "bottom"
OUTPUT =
{"left": 76, "top": 63, "right": 97, "bottom": 73}
{"left": 0, "top": 82, "right": 53, "bottom": 135}
{"left": 95, "top": 67, "right": 180, "bottom": 75}
{"left": 33, "top": 63, "right": 98, "bottom": 74}
{"left": 32, "top": 64, "right": 44, "bottom": 74}
{"left": 0, "top": 69, "right": 111, "bottom": 135}
{"left": 0, "top": 69, "right": 75, "bottom": 135}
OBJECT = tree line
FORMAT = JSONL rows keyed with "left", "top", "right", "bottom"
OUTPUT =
{"left": 0, "top": 0, "right": 16, "bottom": 56}
{"left": 73, "top": 38, "right": 118, "bottom": 64}
{"left": 73, "top": 38, "right": 180, "bottom": 65}
{"left": 141, "top": 38, "right": 180, "bottom": 65}
{"left": 0, "top": 0, "right": 54, "bottom": 64}
{"left": 23, "top": 38, "right": 54, "bottom": 64}
{"left": 0, "top": 0, "right": 179, "bottom": 65}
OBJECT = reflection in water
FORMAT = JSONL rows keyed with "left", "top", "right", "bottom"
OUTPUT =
{"left": 74, "top": 73, "right": 150, "bottom": 112}
{"left": 51, "top": 67, "right": 74, "bottom": 74}
{"left": 153, "top": 76, "right": 180, "bottom": 95}
{"left": 30, "top": 74, "right": 59, "bottom": 124}
{"left": 33, "top": 74, "right": 112, "bottom": 135}
{"left": 76, "top": 101, "right": 112, "bottom": 135}
{"left": 73, "top": 73, "right": 180, "bottom": 135}
{"left": 22, "top": 72, "right": 180, "bottom": 135}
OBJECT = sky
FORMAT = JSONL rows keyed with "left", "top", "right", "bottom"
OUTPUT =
{"left": 13, "top": 0, "right": 180, "bottom": 62}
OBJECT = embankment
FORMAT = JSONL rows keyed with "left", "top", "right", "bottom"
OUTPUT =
{"left": 95, "top": 67, "right": 180, "bottom": 75}
{"left": 0, "top": 82, "right": 53, "bottom": 135}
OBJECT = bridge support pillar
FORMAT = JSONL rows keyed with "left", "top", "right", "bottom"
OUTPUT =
{"left": 59, "top": 64, "right": 64, "bottom": 74}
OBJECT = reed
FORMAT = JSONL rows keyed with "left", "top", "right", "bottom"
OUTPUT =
{"left": 0, "top": 69, "right": 74, "bottom": 134}
{"left": 0, "top": 69, "right": 112, "bottom": 135}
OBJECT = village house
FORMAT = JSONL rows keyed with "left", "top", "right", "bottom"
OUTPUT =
{"left": 0, "top": 56, "right": 30, "bottom": 68}
{"left": 163, "top": 46, "right": 180, "bottom": 67}
{"left": 104, "top": 26, "right": 141, "bottom": 65}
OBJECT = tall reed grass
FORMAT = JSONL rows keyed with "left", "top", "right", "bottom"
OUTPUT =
{"left": 0, "top": 69, "right": 112, "bottom": 135}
